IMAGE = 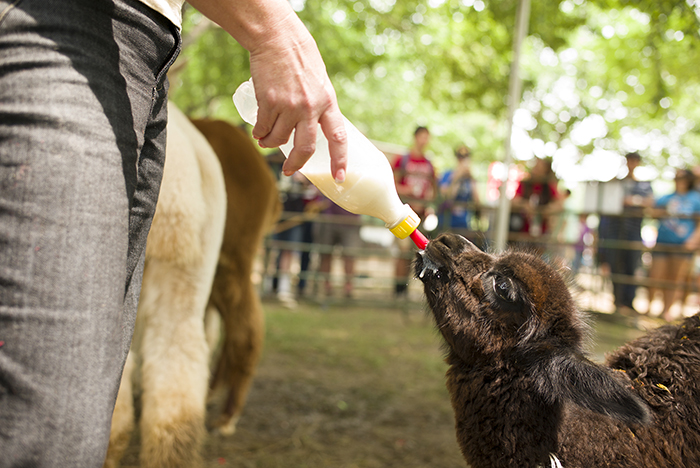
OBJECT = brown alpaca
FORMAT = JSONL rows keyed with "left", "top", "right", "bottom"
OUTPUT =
{"left": 416, "top": 233, "right": 700, "bottom": 468}
{"left": 191, "top": 117, "right": 280, "bottom": 434}
{"left": 104, "top": 105, "right": 279, "bottom": 468}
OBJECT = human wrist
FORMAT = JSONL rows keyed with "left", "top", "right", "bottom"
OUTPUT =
{"left": 240, "top": 8, "right": 308, "bottom": 55}
{"left": 188, "top": 0, "right": 307, "bottom": 55}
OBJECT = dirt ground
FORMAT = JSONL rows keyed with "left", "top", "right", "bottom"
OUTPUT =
{"left": 116, "top": 300, "right": 648, "bottom": 468}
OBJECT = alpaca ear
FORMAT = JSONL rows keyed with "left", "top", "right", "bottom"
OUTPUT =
{"left": 547, "top": 353, "right": 651, "bottom": 425}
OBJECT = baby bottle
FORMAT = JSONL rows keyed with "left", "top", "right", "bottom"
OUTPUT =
{"left": 233, "top": 79, "right": 429, "bottom": 249}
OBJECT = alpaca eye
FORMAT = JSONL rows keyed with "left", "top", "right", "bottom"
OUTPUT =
{"left": 493, "top": 276, "right": 515, "bottom": 303}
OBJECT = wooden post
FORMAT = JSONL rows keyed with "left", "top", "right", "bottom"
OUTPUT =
{"left": 494, "top": 0, "right": 531, "bottom": 252}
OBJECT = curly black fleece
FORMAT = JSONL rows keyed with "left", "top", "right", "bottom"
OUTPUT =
{"left": 416, "top": 233, "right": 700, "bottom": 468}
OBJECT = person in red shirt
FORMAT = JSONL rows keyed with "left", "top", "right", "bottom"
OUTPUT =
{"left": 510, "top": 157, "right": 560, "bottom": 236}
{"left": 392, "top": 126, "right": 437, "bottom": 297}
{"left": 393, "top": 126, "right": 437, "bottom": 217}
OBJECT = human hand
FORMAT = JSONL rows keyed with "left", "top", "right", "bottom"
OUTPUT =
{"left": 248, "top": 16, "right": 348, "bottom": 181}
{"left": 187, "top": 0, "right": 348, "bottom": 181}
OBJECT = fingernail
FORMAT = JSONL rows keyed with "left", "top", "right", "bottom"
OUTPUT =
{"left": 334, "top": 169, "right": 346, "bottom": 184}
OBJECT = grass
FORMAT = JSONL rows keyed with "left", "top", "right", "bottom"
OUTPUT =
{"left": 203, "top": 302, "right": 464, "bottom": 468}
{"left": 120, "top": 300, "right": 649, "bottom": 468}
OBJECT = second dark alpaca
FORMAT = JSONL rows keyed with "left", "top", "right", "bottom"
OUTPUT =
{"left": 415, "top": 233, "right": 700, "bottom": 468}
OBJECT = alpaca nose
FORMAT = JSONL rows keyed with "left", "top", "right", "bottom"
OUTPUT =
{"left": 434, "top": 233, "right": 474, "bottom": 254}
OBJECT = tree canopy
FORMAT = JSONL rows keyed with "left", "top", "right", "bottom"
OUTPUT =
{"left": 169, "top": 0, "right": 700, "bottom": 178}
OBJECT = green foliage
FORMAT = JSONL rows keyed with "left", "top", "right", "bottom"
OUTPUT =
{"left": 170, "top": 0, "right": 700, "bottom": 175}
{"left": 518, "top": 1, "right": 700, "bottom": 171}
{"left": 169, "top": 8, "right": 249, "bottom": 121}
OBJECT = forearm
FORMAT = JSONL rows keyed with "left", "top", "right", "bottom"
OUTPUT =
{"left": 187, "top": 0, "right": 305, "bottom": 53}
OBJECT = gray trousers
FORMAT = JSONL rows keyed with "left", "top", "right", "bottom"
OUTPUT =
{"left": 0, "top": 0, "right": 180, "bottom": 466}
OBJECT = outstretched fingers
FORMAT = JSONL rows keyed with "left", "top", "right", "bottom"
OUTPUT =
{"left": 320, "top": 106, "right": 348, "bottom": 183}
{"left": 259, "top": 104, "right": 348, "bottom": 183}
{"left": 283, "top": 120, "right": 317, "bottom": 176}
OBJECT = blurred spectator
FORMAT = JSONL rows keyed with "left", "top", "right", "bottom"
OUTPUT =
{"left": 314, "top": 194, "right": 362, "bottom": 298}
{"left": 438, "top": 145, "right": 480, "bottom": 232}
{"left": 645, "top": 168, "right": 700, "bottom": 321}
{"left": 510, "top": 157, "right": 561, "bottom": 248}
{"left": 549, "top": 188, "right": 572, "bottom": 260}
{"left": 572, "top": 214, "right": 593, "bottom": 273}
{"left": 272, "top": 171, "right": 317, "bottom": 307}
{"left": 597, "top": 153, "right": 654, "bottom": 316}
{"left": 392, "top": 126, "right": 437, "bottom": 297}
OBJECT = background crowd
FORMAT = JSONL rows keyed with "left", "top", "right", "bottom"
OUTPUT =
{"left": 263, "top": 125, "right": 700, "bottom": 323}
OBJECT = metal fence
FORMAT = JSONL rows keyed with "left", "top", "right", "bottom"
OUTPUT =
{"left": 256, "top": 190, "right": 700, "bottom": 319}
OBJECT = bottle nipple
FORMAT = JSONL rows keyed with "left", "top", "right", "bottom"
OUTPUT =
{"left": 410, "top": 229, "right": 429, "bottom": 250}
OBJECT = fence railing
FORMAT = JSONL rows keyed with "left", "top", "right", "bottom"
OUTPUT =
{"left": 256, "top": 191, "right": 700, "bottom": 317}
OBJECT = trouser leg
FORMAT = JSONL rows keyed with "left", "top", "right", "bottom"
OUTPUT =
{"left": 620, "top": 247, "right": 640, "bottom": 309}
{"left": 0, "top": 0, "right": 180, "bottom": 466}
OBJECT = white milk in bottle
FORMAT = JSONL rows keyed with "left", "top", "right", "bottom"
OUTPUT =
{"left": 233, "top": 78, "right": 428, "bottom": 247}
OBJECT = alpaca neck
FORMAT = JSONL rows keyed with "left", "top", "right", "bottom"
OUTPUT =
{"left": 446, "top": 353, "right": 560, "bottom": 468}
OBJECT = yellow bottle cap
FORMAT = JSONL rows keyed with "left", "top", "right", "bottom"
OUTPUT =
{"left": 389, "top": 211, "right": 421, "bottom": 239}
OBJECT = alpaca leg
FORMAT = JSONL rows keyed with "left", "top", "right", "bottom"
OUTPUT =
{"left": 138, "top": 263, "right": 210, "bottom": 468}
{"left": 210, "top": 281, "right": 264, "bottom": 435}
{"left": 204, "top": 303, "right": 223, "bottom": 407}
{"left": 103, "top": 352, "right": 136, "bottom": 468}
{"left": 204, "top": 304, "right": 222, "bottom": 364}
{"left": 139, "top": 332, "right": 208, "bottom": 468}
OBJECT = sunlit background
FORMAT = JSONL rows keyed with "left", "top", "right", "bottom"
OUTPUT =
{"left": 170, "top": 0, "right": 700, "bottom": 242}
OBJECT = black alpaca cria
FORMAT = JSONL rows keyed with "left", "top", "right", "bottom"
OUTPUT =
{"left": 416, "top": 233, "right": 700, "bottom": 468}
